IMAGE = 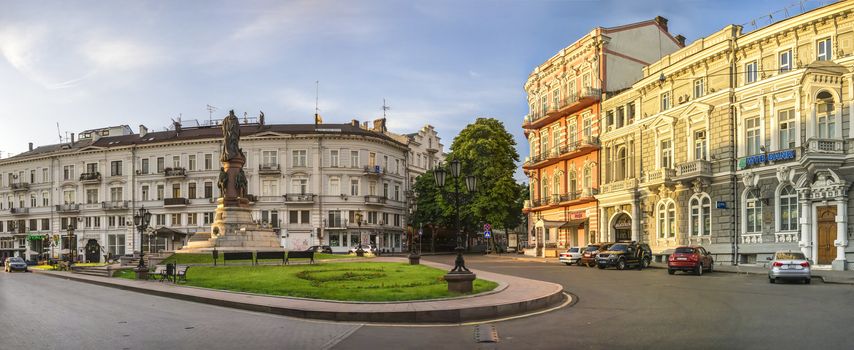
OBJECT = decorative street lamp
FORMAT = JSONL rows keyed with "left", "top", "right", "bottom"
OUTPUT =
{"left": 354, "top": 211, "right": 364, "bottom": 257}
{"left": 408, "top": 193, "right": 420, "bottom": 265}
{"left": 434, "top": 159, "right": 478, "bottom": 293}
{"left": 66, "top": 222, "right": 76, "bottom": 269}
{"left": 133, "top": 206, "right": 152, "bottom": 278}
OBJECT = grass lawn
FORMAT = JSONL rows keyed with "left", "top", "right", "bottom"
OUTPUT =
{"left": 162, "top": 252, "right": 365, "bottom": 265}
{"left": 120, "top": 262, "right": 498, "bottom": 301}
{"left": 30, "top": 262, "right": 107, "bottom": 271}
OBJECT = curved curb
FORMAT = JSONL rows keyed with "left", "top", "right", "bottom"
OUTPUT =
{"left": 32, "top": 261, "right": 566, "bottom": 324}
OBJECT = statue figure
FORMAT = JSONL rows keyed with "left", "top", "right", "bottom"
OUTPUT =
{"left": 259, "top": 111, "right": 265, "bottom": 125}
{"left": 217, "top": 167, "right": 228, "bottom": 195}
{"left": 221, "top": 110, "right": 243, "bottom": 162}
{"left": 236, "top": 168, "right": 248, "bottom": 197}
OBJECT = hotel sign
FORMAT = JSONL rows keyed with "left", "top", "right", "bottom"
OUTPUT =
{"left": 738, "top": 149, "right": 796, "bottom": 170}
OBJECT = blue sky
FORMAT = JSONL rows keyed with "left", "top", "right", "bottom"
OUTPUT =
{"left": 0, "top": 0, "right": 833, "bottom": 181}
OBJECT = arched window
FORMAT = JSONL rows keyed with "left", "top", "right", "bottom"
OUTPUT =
{"left": 779, "top": 186, "right": 798, "bottom": 231}
{"left": 657, "top": 199, "right": 677, "bottom": 238}
{"left": 690, "top": 197, "right": 700, "bottom": 236}
{"left": 746, "top": 190, "right": 762, "bottom": 233}
{"left": 816, "top": 90, "right": 835, "bottom": 138}
{"left": 553, "top": 174, "right": 561, "bottom": 197}
{"left": 689, "top": 194, "right": 712, "bottom": 236}
{"left": 657, "top": 202, "right": 666, "bottom": 239}
{"left": 667, "top": 201, "right": 676, "bottom": 238}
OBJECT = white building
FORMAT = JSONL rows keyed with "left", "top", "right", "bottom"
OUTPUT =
{"left": 0, "top": 117, "right": 443, "bottom": 261}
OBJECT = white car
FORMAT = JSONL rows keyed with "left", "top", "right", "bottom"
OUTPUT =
{"left": 559, "top": 247, "right": 583, "bottom": 266}
{"left": 348, "top": 245, "right": 375, "bottom": 254}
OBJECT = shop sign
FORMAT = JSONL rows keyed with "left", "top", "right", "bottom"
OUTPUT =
{"left": 613, "top": 214, "right": 632, "bottom": 230}
{"left": 738, "top": 149, "right": 796, "bottom": 170}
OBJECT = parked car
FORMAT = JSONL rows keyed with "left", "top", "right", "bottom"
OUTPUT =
{"left": 558, "top": 247, "right": 583, "bottom": 266}
{"left": 768, "top": 250, "right": 811, "bottom": 284}
{"left": 4, "top": 257, "right": 28, "bottom": 272}
{"left": 305, "top": 245, "right": 333, "bottom": 254}
{"left": 596, "top": 242, "right": 651, "bottom": 270}
{"left": 348, "top": 245, "right": 375, "bottom": 254}
{"left": 668, "top": 246, "right": 714, "bottom": 275}
{"left": 579, "top": 243, "right": 614, "bottom": 267}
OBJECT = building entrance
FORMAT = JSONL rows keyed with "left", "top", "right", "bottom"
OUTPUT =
{"left": 613, "top": 213, "right": 632, "bottom": 242}
{"left": 817, "top": 206, "right": 836, "bottom": 265}
{"left": 85, "top": 239, "right": 101, "bottom": 263}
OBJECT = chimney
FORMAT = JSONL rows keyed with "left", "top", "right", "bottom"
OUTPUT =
{"left": 373, "top": 118, "right": 387, "bottom": 132}
{"left": 654, "top": 16, "right": 668, "bottom": 32}
{"left": 70, "top": 133, "right": 75, "bottom": 145}
{"left": 675, "top": 34, "right": 686, "bottom": 46}
{"left": 28, "top": 142, "right": 33, "bottom": 152}
{"left": 139, "top": 125, "right": 148, "bottom": 138}
{"left": 351, "top": 119, "right": 359, "bottom": 127}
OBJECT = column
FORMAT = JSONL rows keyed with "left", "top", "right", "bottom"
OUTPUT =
{"left": 799, "top": 198, "right": 812, "bottom": 260}
{"left": 632, "top": 202, "right": 640, "bottom": 242}
{"left": 600, "top": 207, "right": 608, "bottom": 242}
{"left": 834, "top": 197, "right": 848, "bottom": 270}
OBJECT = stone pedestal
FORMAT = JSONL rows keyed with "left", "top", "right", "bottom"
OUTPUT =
{"left": 178, "top": 199, "right": 282, "bottom": 253}
{"left": 408, "top": 253, "right": 421, "bottom": 265}
{"left": 134, "top": 267, "right": 149, "bottom": 280}
{"left": 444, "top": 271, "right": 476, "bottom": 293}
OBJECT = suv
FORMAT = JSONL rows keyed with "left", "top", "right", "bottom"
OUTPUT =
{"left": 579, "top": 243, "right": 614, "bottom": 267}
{"left": 596, "top": 242, "right": 652, "bottom": 270}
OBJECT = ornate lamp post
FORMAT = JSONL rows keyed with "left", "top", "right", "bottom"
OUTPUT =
{"left": 66, "top": 222, "right": 76, "bottom": 269}
{"left": 434, "top": 159, "right": 478, "bottom": 293}
{"left": 133, "top": 206, "right": 152, "bottom": 279}
{"left": 354, "top": 211, "right": 364, "bottom": 257}
{"left": 408, "top": 196, "right": 420, "bottom": 265}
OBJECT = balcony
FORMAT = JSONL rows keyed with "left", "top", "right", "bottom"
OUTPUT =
{"left": 258, "top": 164, "right": 281, "bottom": 175}
{"left": 675, "top": 160, "right": 712, "bottom": 180}
{"left": 365, "top": 195, "right": 387, "bottom": 205}
{"left": 643, "top": 168, "right": 677, "bottom": 188}
{"left": 257, "top": 195, "right": 284, "bottom": 203}
{"left": 285, "top": 193, "right": 315, "bottom": 203}
{"left": 79, "top": 172, "right": 102, "bottom": 183}
{"left": 10, "top": 207, "right": 28, "bottom": 215}
{"left": 163, "top": 167, "right": 187, "bottom": 178}
{"left": 55, "top": 204, "right": 80, "bottom": 213}
{"left": 600, "top": 178, "right": 639, "bottom": 194}
{"left": 10, "top": 183, "right": 29, "bottom": 192}
{"left": 326, "top": 219, "right": 346, "bottom": 229}
{"left": 806, "top": 138, "right": 843, "bottom": 154}
{"left": 363, "top": 165, "right": 385, "bottom": 176}
{"left": 163, "top": 198, "right": 189, "bottom": 207}
{"left": 523, "top": 137, "right": 600, "bottom": 170}
{"left": 523, "top": 87, "right": 602, "bottom": 130}
{"left": 102, "top": 201, "right": 130, "bottom": 210}
{"left": 740, "top": 233, "right": 763, "bottom": 244}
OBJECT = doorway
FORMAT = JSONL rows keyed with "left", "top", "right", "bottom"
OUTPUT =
{"left": 817, "top": 206, "right": 836, "bottom": 265}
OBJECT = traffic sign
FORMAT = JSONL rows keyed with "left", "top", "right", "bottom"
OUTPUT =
{"left": 418, "top": 229, "right": 423, "bottom": 236}
{"left": 484, "top": 231, "right": 491, "bottom": 238}
{"left": 484, "top": 223, "right": 491, "bottom": 231}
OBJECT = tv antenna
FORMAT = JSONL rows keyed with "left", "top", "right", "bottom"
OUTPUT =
{"left": 382, "top": 98, "right": 390, "bottom": 117}
{"left": 206, "top": 104, "right": 218, "bottom": 120}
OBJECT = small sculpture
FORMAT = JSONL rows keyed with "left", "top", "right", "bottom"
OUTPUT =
{"left": 217, "top": 167, "right": 228, "bottom": 195}
{"left": 236, "top": 168, "right": 248, "bottom": 197}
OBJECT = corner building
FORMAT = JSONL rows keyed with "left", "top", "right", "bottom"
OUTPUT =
{"left": 522, "top": 17, "right": 683, "bottom": 257}
{"left": 599, "top": 1, "right": 854, "bottom": 270}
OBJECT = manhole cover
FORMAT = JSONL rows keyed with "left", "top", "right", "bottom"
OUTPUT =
{"left": 475, "top": 324, "right": 499, "bottom": 343}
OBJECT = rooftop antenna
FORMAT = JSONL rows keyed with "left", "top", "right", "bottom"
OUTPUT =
{"left": 315, "top": 80, "right": 320, "bottom": 115}
{"left": 382, "top": 98, "right": 390, "bottom": 118}
{"left": 56, "top": 122, "right": 63, "bottom": 143}
{"left": 206, "top": 104, "right": 218, "bottom": 121}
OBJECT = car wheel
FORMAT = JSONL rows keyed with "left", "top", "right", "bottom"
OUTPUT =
{"left": 804, "top": 278, "right": 811, "bottom": 284}
{"left": 708, "top": 261, "right": 714, "bottom": 273}
{"left": 616, "top": 259, "right": 626, "bottom": 270}
{"left": 564, "top": 262, "right": 571, "bottom": 266}
{"left": 696, "top": 264, "right": 703, "bottom": 276}
{"left": 769, "top": 277, "right": 776, "bottom": 284}
{"left": 643, "top": 258, "right": 650, "bottom": 269}
{"left": 576, "top": 260, "right": 583, "bottom": 266}
{"left": 637, "top": 261, "right": 644, "bottom": 270}
{"left": 588, "top": 261, "right": 595, "bottom": 268}
{"left": 668, "top": 269, "right": 675, "bottom": 275}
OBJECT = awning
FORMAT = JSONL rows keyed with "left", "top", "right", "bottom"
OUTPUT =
{"left": 560, "top": 218, "right": 587, "bottom": 229}
{"left": 27, "top": 234, "right": 45, "bottom": 241}
{"left": 152, "top": 227, "right": 190, "bottom": 237}
{"left": 535, "top": 219, "right": 567, "bottom": 229}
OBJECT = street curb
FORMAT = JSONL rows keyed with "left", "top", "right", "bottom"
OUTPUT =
{"left": 31, "top": 261, "right": 568, "bottom": 324}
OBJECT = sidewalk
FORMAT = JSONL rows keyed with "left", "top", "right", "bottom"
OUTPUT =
{"left": 32, "top": 257, "right": 567, "bottom": 324}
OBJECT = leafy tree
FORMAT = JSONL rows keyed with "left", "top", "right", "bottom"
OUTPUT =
{"left": 410, "top": 170, "right": 447, "bottom": 252}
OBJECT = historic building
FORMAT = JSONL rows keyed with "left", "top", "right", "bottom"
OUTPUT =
{"left": 597, "top": 1, "right": 854, "bottom": 270}
{"left": 0, "top": 116, "right": 442, "bottom": 261}
{"left": 522, "top": 17, "right": 683, "bottom": 257}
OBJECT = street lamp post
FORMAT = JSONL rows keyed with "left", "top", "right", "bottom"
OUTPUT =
{"left": 434, "top": 159, "right": 478, "bottom": 293}
{"left": 66, "top": 223, "right": 76, "bottom": 270}
{"left": 354, "top": 211, "right": 364, "bottom": 257}
{"left": 133, "top": 206, "right": 152, "bottom": 279}
{"left": 408, "top": 196, "right": 420, "bottom": 265}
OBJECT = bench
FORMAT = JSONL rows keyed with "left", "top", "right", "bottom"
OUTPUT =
{"left": 222, "top": 252, "right": 254, "bottom": 265}
{"left": 285, "top": 250, "right": 315, "bottom": 264}
{"left": 175, "top": 265, "right": 189, "bottom": 283}
{"left": 150, "top": 265, "right": 167, "bottom": 281}
{"left": 255, "top": 251, "right": 286, "bottom": 266}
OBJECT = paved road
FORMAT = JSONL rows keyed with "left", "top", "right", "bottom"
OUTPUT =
{"left": 3, "top": 256, "right": 854, "bottom": 349}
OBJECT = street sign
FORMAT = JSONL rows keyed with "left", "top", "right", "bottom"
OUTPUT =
{"left": 484, "top": 223, "right": 491, "bottom": 231}
{"left": 484, "top": 231, "right": 491, "bottom": 238}
{"left": 418, "top": 229, "right": 423, "bottom": 236}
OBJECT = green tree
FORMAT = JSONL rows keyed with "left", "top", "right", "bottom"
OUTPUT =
{"left": 410, "top": 170, "right": 446, "bottom": 252}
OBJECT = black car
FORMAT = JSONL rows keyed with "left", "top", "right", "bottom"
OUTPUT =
{"left": 305, "top": 245, "right": 333, "bottom": 254}
{"left": 596, "top": 242, "right": 652, "bottom": 270}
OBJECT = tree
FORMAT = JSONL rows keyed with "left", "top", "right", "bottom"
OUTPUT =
{"left": 445, "top": 118, "right": 520, "bottom": 248}
{"left": 410, "top": 170, "right": 447, "bottom": 252}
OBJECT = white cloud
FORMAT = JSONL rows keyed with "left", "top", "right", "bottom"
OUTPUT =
{"left": 81, "top": 38, "right": 166, "bottom": 72}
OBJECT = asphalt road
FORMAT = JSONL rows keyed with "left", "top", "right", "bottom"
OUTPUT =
{"left": 2, "top": 256, "right": 853, "bottom": 350}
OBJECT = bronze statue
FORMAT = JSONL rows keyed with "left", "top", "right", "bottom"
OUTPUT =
{"left": 221, "top": 110, "right": 243, "bottom": 162}
{"left": 217, "top": 167, "right": 228, "bottom": 195}
{"left": 236, "top": 168, "right": 248, "bottom": 197}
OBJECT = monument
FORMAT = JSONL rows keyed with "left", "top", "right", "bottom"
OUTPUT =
{"left": 178, "top": 110, "right": 282, "bottom": 252}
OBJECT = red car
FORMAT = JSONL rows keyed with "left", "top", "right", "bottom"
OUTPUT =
{"left": 668, "top": 246, "right": 714, "bottom": 275}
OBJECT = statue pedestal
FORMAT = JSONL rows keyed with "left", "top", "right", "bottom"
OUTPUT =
{"left": 444, "top": 271, "right": 476, "bottom": 293}
{"left": 178, "top": 199, "right": 282, "bottom": 253}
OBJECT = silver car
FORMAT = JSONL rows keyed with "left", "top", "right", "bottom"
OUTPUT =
{"left": 4, "top": 257, "right": 28, "bottom": 272}
{"left": 768, "top": 251, "right": 811, "bottom": 284}
{"left": 559, "top": 246, "right": 583, "bottom": 266}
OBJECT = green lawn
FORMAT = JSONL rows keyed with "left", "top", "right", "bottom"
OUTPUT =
{"left": 120, "top": 262, "right": 497, "bottom": 301}
{"left": 162, "top": 252, "right": 363, "bottom": 265}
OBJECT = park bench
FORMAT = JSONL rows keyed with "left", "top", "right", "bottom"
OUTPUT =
{"left": 175, "top": 265, "right": 189, "bottom": 283}
{"left": 150, "top": 265, "right": 167, "bottom": 281}
{"left": 254, "top": 251, "right": 286, "bottom": 266}
{"left": 285, "top": 250, "right": 315, "bottom": 265}
{"left": 222, "top": 252, "right": 253, "bottom": 265}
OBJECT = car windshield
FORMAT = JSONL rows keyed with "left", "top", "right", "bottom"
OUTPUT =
{"left": 675, "top": 247, "right": 695, "bottom": 254}
{"left": 568, "top": 247, "right": 579, "bottom": 253}
{"left": 584, "top": 246, "right": 599, "bottom": 252}
{"left": 10, "top": 257, "right": 23, "bottom": 263}
{"left": 775, "top": 252, "right": 806, "bottom": 260}
{"left": 609, "top": 244, "right": 627, "bottom": 251}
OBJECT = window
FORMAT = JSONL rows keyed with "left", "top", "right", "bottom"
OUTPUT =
{"left": 553, "top": 174, "right": 560, "bottom": 196}
{"left": 541, "top": 95, "right": 548, "bottom": 115}
{"left": 817, "top": 38, "right": 832, "bottom": 61}
{"left": 816, "top": 91, "right": 835, "bottom": 138}
{"left": 141, "top": 158, "right": 149, "bottom": 174}
{"left": 616, "top": 107, "right": 625, "bottom": 128}
{"left": 383, "top": 183, "right": 389, "bottom": 198}
{"left": 567, "top": 119, "right": 577, "bottom": 145}
{"left": 204, "top": 182, "right": 213, "bottom": 198}
{"left": 690, "top": 195, "right": 712, "bottom": 236}
{"left": 41, "top": 218, "right": 49, "bottom": 231}
{"left": 540, "top": 135, "right": 549, "bottom": 158}
{"left": 328, "top": 177, "right": 340, "bottom": 196}
{"left": 693, "top": 79, "right": 704, "bottom": 98}
{"left": 552, "top": 88, "right": 560, "bottom": 110}
{"left": 156, "top": 184, "right": 164, "bottom": 200}
{"left": 779, "top": 50, "right": 792, "bottom": 73}
{"left": 262, "top": 150, "right": 277, "bottom": 167}
{"left": 779, "top": 186, "right": 798, "bottom": 231}
{"left": 606, "top": 110, "right": 614, "bottom": 129}
{"left": 778, "top": 109, "right": 795, "bottom": 149}
{"left": 657, "top": 200, "right": 677, "bottom": 238}
{"left": 292, "top": 150, "right": 307, "bottom": 167}
{"left": 745, "top": 61, "right": 757, "bottom": 84}
{"left": 172, "top": 184, "right": 181, "bottom": 198}
{"left": 110, "top": 187, "right": 123, "bottom": 202}
{"left": 330, "top": 150, "right": 339, "bottom": 167}
{"left": 568, "top": 171, "right": 577, "bottom": 194}
{"left": 261, "top": 179, "right": 278, "bottom": 196}
{"left": 188, "top": 182, "right": 197, "bottom": 199}
{"left": 327, "top": 210, "right": 342, "bottom": 228}
{"left": 171, "top": 213, "right": 181, "bottom": 226}
{"left": 172, "top": 155, "right": 180, "bottom": 168}
{"left": 627, "top": 102, "right": 636, "bottom": 125}
{"left": 203, "top": 212, "right": 215, "bottom": 225}
{"left": 582, "top": 166, "right": 592, "bottom": 192}
{"left": 694, "top": 130, "right": 707, "bottom": 160}
{"left": 204, "top": 154, "right": 213, "bottom": 170}
{"left": 582, "top": 115, "right": 592, "bottom": 139}
{"left": 86, "top": 189, "right": 98, "bottom": 204}
{"left": 616, "top": 148, "right": 627, "bottom": 181}
{"left": 369, "top": 181, "right": 377, "bottom": 196}
{"left": 660, "top": 139, "right": 673, "bottom": 169}
{"left": 108, "top": 234, "right": 125, "bottom": 256}
{"left": 394, "top": 185, "right": 400, "bottom": 201}
{"left": 368, "top": 211, "right": 378, "bottom": 224}
{"left": 746, "top": 190, "right": 762, "bottom": 233}
{"left": 29, "top": 170, "right": 35, "bottom": 184}
{"left": 350, "top": 179, "right": 359, "bottom": 196}
{"left": 368, "top": 152, "right": 376, "bottom": 167}
{"left": 155, "top": 214, "right": 166, "bottom": 226}
{"left": 351, "top": 151, "right": 360, "bottom": 168}
{"left": 63, "top": 165, "right": 75, "bottom": 181}
{"left": 291, "top": 178, "right": 308, "bottom": 194}
{"left": 187, "top": 213, "right": 198, "bottom": 226}
{"left": 188, "top": 155, "right": 196, "bottom": 171}
{"left": 156, "top": 157, "right": 164, "bottom": 173}
{"left": 288, "top": 210, "right": 310, "bottom": 224}
{"left": 42, "top": 192, "right": 49, "bottom": 206}
{"left": 660, "top": 92, "right": 670, "bottom": 111}
{"left": 110, "top": 161, "right": 122, "bottom": 176}
{"left": 746, "top": 117, "right": 761, "bottom": 155}
{"left": 63, "top": 190, "right": 75, "bottom": 205}
{"left": 141, "top": 185, "right": 149, "bottom": 201}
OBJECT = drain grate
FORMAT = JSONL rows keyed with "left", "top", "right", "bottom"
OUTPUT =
{"left": 475, "top": 324, "right": 499, "bottom": 343}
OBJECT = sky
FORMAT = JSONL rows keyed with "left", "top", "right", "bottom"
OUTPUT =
{"left": 0, "top": 0, "right": 835, "bottom": 182}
